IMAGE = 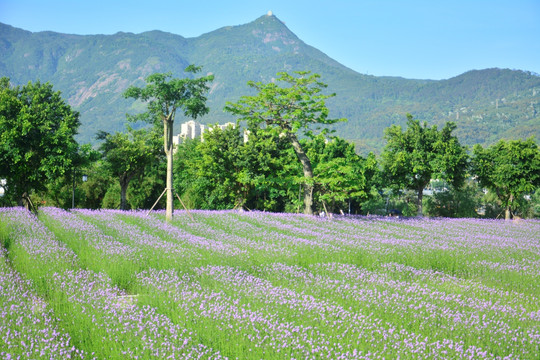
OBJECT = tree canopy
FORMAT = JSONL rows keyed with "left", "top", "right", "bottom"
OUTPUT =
{"left": 305, "top": 136, "right": 377, "bottom": 215}
{"left": 124, "top": 65, "right": 214, "bottom": 220}
{"left": 472, "top": 138, "right": 540, "bottom": 220}
{"left": 97, "top": 127, "right": 158, "bottom": 210}
{"left": 381, "top": 114, "right": 468, "bottom": 216}
{"left": 224, "top": 71, "right": 345, "bottom": 215}
{"left": 0, "top": 77, "right": 80, "bottom": 209}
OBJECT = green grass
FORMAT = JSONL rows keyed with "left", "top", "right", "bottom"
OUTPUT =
{"left": 1, "top": 207, "right": 539, "bottom": 359}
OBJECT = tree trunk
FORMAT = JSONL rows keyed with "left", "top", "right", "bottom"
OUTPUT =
{"left": 164, "top": 118, "right": 174, "bottom": 222}
{"left": 505, "top": 194, "right": 513, "bottom": 220}
{"left": 21, "top": 192, "right": 32, "bottom": 212}
{"left": 120, "top": 181, "right": 128, "bottom": 210}
{"left": 287, "top": 133, "right": 314, "bottom": 215}
{"left": 166, "top": 149, "right": 174, "bottom": 221}
{"left": 120, "top": 174, "right": 129, "bottom": 210}
{"left": 417, "top": 187, "right": 424, "bottom": 217}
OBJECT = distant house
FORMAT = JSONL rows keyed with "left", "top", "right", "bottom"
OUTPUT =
{"left": 173, "top": 120, "right": 206, "bottom": 145}
{"left": 173, "top": 121, "right": 239, "bottom": 146}
{"left": 172, "top": 121, "right": 252, "bottom": 154}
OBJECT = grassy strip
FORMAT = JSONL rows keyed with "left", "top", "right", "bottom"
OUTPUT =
{"left": 1, "top": 208, "right": 223, "bottom": 359}
{"left": 1, "top": 207, "right": 538, "bottom": 359}
{"left": 0, "top": 247, "right": 83, "bottom": 359}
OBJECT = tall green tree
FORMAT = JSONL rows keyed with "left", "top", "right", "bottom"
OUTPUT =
{"left": 78, "top": 160, "right": 114, "bottom": 210}
{"left": 97, "top": 127, "right": 158, "bottom": 210}
{"left": 173, "top": 137, "right": 204, "bottom": 209}
{"left": 239, "top": 128, "right": 299, "bottom": 212}
{"left": 225, "top": 71, "right": 345, "bottom": 215}
{"left": 195, "top": 124, "right": 244, "bottom": 209}
{"left": 43, "top": 143, "right": 100, "bottom": 209}
{"left": 382, "top": 114, "right": 468, "bottom": 216}
{"left": 472, "top": 138, "right": 540, "bottom": 220}
{"left": 0, "top": 77, "right": 80, "bottom": 210}
{"left": 124, "top": 66, "right": 213, "bottom": 221}
{"left": 318, "top": 144, "right": 377, "bottom": 215}
{"left": 174, "top": 127, "right": 298, "bottom": 212}
{"left": 307, "top": 136, "right": 377, "bottom": 215}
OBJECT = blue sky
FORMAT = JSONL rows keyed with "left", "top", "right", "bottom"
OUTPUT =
{"left": 1, "top": 0, "right": 539, "bottom": 80}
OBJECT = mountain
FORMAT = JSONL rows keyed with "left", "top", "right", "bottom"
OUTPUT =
{"left": 1, "top": 15, "right": 539, "bottom": 153}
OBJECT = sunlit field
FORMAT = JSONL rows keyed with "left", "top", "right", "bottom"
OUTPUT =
{"left": 1, "top": 207, "right": 539, "bottom": 359}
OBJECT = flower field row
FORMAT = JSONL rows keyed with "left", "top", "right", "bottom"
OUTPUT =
{"left": 1, "top": 207, "right": 539, "bottom": 359}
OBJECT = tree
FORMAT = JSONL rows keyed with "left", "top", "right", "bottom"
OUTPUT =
{"left": 424, "top": 179, "right": 483, "bottom": 218}
{"left": 173, "top": 126, "right": 298, "bottom": 212}
{"left": 43, "top": 143, "right": 100, "bottom": 209}
{"left": 225, "top": 71, "right": 345, "bottom": 215}
{"left": 239, "top": 128, "right": 299, "bottom": 212}
{"left": 0, "top": 77, "right": 80, "bottom": 210}
{"left": 124, "top": 66, "right": 213, "bottom": 221}
{"left": 173, "top": 137, "right": 204, "bottom": 209}
{"left": 472, "top": 138, "right": 540, "bottom": 220}
{"left": 306, "top": 136, "right": 377, "bottom": 215}
{"left": 97, "top": 127, "right": 158, "bottom": 210}
{"left": 194, "top": 124, "right": 244, "bottom": 209}
{"left": 381, "top": 114, "right": 468, "bottom": 216}
{"left": 78, "top": 160, "right": 114, "bottom": 210}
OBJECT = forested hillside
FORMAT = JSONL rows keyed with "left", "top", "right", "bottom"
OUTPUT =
{"left": 1, "top": 14, "right": 539, "bottom": 153}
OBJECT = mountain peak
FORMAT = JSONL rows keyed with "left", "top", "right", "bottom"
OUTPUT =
{"left": 1, "top": 20, "right": 538, "bottom": 150}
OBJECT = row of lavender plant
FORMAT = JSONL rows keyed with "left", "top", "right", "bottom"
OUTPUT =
{"left": 0, "top": 247, "right": 81, "bottom": 359}
{"left": 39, "top": 208, "right": 286, "bottom": 358}
{"left": 208, "top": 211, "right": 540, "bottom": 293}
{"left": 160, "top": 210, "right": 540, "bottom": 357}
{"left": 258, "top": 262, "right": 540, "bottom": 357}
{"left": 2, "top": 207, "right": 539, "bottom": 358}
{"left": 0, "top": 208, "right": 224, "bottom": 359}
{"left": 119, "top": 210, "right": 539, "bottom": 358}
{"left": 42, "top": 209, "right": 316, "bottom": 358}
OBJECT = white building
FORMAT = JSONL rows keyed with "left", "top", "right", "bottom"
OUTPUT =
{"left": 173, "top": 120, "right": 206, "bottom": 147}
{"left": 173, "top": 121, "right": 246, "bottom": 146}
{"left": 0, "top": 179, "right": 5, "bottom": 197}
{"left": 181, "top": 120, "right": 205, "bottom": 140}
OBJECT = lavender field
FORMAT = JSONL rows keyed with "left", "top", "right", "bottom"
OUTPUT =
{"left": 1, "top": 207, "right": 539, "bottom": 359}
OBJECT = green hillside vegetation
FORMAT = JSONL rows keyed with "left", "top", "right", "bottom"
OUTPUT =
{"left": 1, "top": 15, "right": 539, "bottom": 153}
{"left": 1, "top": 72, "right": 539, "bottom": 219}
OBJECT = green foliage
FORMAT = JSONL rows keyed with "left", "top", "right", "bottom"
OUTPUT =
{"left": 173, "top": 124, "right": 378, "bottom": 215}
{"left": 225, "top": 71, "right": 345, "bottom": 139}
{"left": 0, "top": 77, "right": 80, "bottom": 208}
{"left": 173, "top": 137, "right": 204, "bottom": 208}
{"left": 78, "top": 161, "right": 114, "bottom": 209}
{"left": 306, "top": 136, "right": 377, "bottom": 214}
{"left": 225, "top": 70, "right": 346, "bottom": 214}
{"left": 472, "top": 137, "right": 540, "bottom": 219}
{"left": 125, "top": 66, "right": 214, "bottom": 220}
{"left": 124, "top": 67, "right": 214, "bottom": 126}
{"left": 97, "top": 126, "right": 159, "bottom": 210}
{"left": 194, "top": 125, "right": 244, "bottom": 209}
{"left": 381, "top": 114, "right": 468, "bottom": 216}
{"left": 235, "top": 129, "right": 296, "bottom": 211}
{"left": 174, "top": 126, "right": 299, "bottom": 212}
{"left": 516, "top": 188, "right": 540, "bottom": 219}
{"left": 37, "top": 144, "right": 101, "bottom": 209}
{"left": 101, "top": 183, "right": 121, "bottom": 209}
{"left": 424, "top": 180, "right": 483, "bottom": 218}
{"left": 2, "top": 20, "right": 539, "bottom": 150}
{"left": 126, "top": 157, "right": 166, "bottom": 210}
